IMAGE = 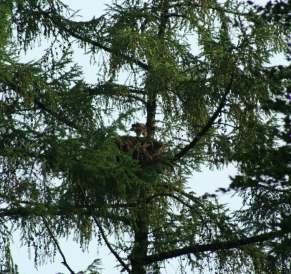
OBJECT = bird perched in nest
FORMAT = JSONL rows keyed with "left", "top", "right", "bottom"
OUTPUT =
{"left": 130, "top": 123, "right": 148, "bottom": 137}
{"left": 117, "top": 123, "right": 165, "bottom": 162}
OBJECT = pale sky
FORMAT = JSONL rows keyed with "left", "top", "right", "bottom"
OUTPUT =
{"left": 12, "top": 0, "right": 277, "bottom": 273}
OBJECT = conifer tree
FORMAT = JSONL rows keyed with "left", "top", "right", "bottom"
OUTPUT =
{"left": 0, "top": 0, "right": 290, "bottom": 273}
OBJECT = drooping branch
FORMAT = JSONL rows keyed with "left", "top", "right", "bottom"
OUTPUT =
{"left": 34, "top": 8, "right": 149, "bottom": 71}
{"left": 2, "top": 73, "right": 83, "bottom": 132}
{"left": 34, "top": 98, "right": 82, "bottom": 131}
{"left": 145, "top": 228, "right": 288, "bottom": 265}
{"left": 171, "top": 74, "right": 234, "bottom": 163}
{"left": 42, "top": 216, "right": 75, "bottom": 274}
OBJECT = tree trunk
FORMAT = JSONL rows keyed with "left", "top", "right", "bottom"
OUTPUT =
{"left": 130, "top": 3, "right": 169, "bottom": 272}
{"left": 130, "top": 200, "right": 149, "bottom": 274}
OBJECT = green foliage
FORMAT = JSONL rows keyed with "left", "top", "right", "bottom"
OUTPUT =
{"left": 0, "top": 246, "right": 19, "bottom": 274}
{"left": 57, "top": 259, "right": 102, "bottom": 274}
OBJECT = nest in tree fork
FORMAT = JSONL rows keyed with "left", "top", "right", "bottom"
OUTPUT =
{"left": 117, "top": 136, "right": 165, "bottom": 164}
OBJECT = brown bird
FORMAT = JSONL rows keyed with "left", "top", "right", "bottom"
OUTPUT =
{"left": 131, "top": 123, "right": 148, "bottom": 137}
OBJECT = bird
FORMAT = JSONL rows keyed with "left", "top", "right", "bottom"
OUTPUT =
{"left": 130, "top": 123, "right": 148, "bottom": 137}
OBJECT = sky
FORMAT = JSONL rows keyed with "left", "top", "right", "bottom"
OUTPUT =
{"left": 11, "top": 0, "right": 280, "bottom": 273}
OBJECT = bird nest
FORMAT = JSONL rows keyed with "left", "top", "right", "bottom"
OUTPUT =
{"left": 117, "top": 136, "right": 165, "bottom": 164}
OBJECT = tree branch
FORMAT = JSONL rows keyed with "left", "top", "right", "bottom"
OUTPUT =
{"left": 168, "top": 2, "right": 251, "bottom": 17}
{"left": 42, "top": 216, "right": 75, "bottom": 274}
{"left": 86, "top": 82, "right": 146, "bottom": 104}
{"left": 77, "top": 186, "right": 131, "bottom": 273}
{"left": 36, "top": 9, "right": 149, "bottom": 71}
{"left": 2, "top": 74, "right": 83, "bottom": 132}
{"left": 91, "top": 213, "right": 131, "bottom": 273}
{"left": 145, "top": 192, "right": 194, "bottom": 210}
{"left": 34, "top": 99, "right": 81, "bottom": 131}
{"left": 0, "top": 204, "right": 130, "bottom": 225}
{"left": 171, "top": 74, "right": 234, "bottom": 163}
{"left": 145, "top": 228, "right": 287, "bottom": 265}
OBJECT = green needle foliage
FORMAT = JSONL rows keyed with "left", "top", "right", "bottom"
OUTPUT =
{"left": 0, "top": 0, "right": 290, "bottom": 273}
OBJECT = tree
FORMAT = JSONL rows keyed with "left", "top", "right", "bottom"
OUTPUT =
{"left": 0, "top": 0, "right": 290, "bottom": 273}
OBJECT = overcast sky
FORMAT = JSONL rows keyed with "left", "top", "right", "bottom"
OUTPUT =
{"left": 12, "top": 0, "right": 280, "bottom": 273}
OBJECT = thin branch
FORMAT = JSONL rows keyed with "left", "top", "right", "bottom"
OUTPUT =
{"left": 2, "top": 75, "right": 82, "bottom": 132}
{"left": 86, "top": 83, "right": 146, "bottom": 104}
{"left": 34, "top": 99, "right": 81, "bottom": 131}
{"left": 91, "top": 213, "right": 131, "bottom": 273}
{"left": 42, "top": 216, "right": 75, "bottom": 274}
{"left": 160, "top": 184, "right": 203, "bottom": 205}
{"left": 168, "top": 2, "right": 251, "bottom": 17}
{"left": 171, "top": 74, "right": 234, "bottom": 163}
{"left": 0, "top": 204, "right": 130, "bottom": 225}
{"left": 77, "top": 186, "right": 131, "bottom": 273}
{"left": 36, "top": 9, "right": 149, "bottom": 71}
{"left": 145, "top": 192, "right": 194, "bottom": 210}
{"left": 145, "top": 228, "right": 287, "bottom": 265}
